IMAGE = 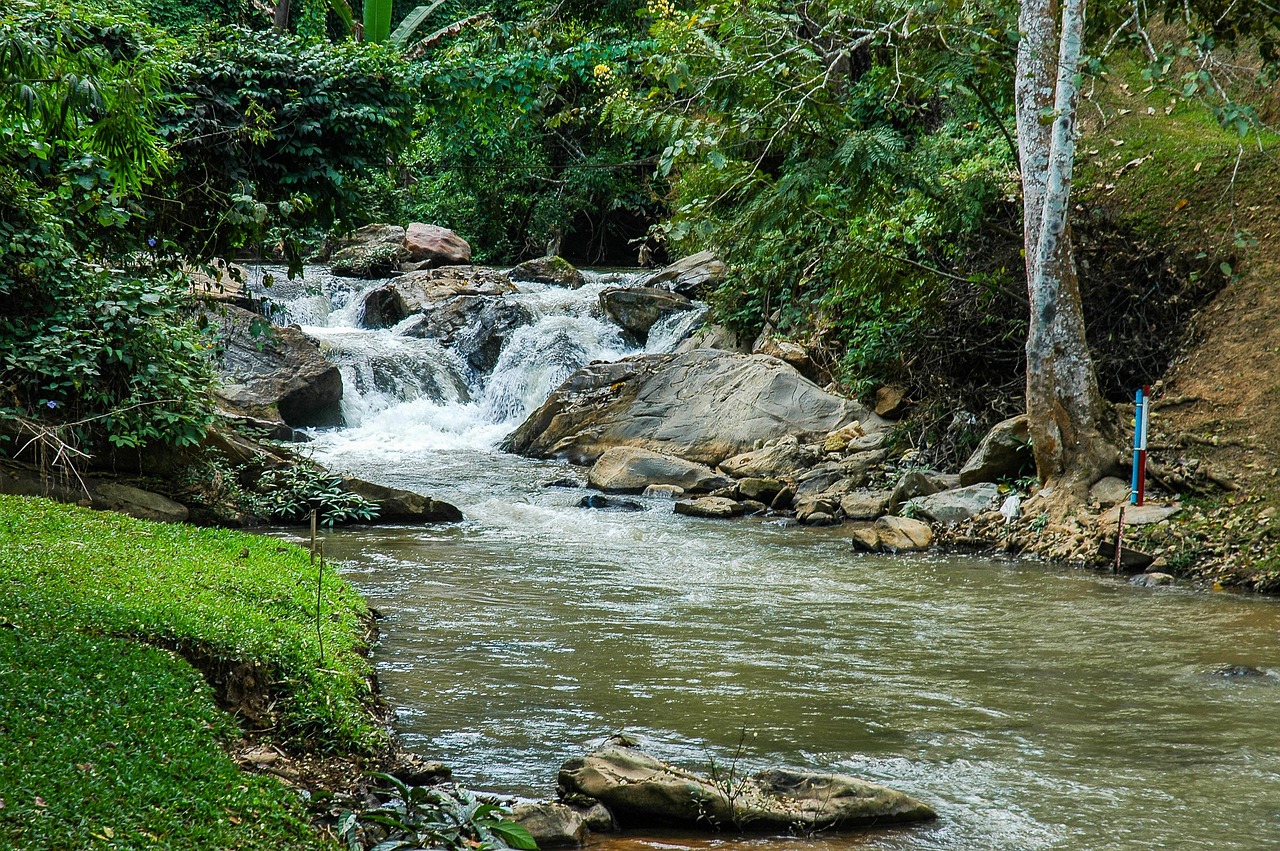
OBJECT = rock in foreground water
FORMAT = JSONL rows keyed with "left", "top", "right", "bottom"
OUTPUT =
{"left": 557, "top": 742, "right": 935, "bottom": 831}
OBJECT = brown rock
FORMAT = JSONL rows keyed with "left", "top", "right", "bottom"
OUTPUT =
{"left": 403, "top": 223, "right": 471, "bottom": 266}
{"left": 874, "top": 386, "right": 909, "bottom": 418}
{"left": 557, "top": 741, "right": 935, "bottom": 831}
{"left": 674, "top": 497, "right": 745, "bottom": 519}
{"left": 874, "top": 516, "right": 933, "bottom": 551}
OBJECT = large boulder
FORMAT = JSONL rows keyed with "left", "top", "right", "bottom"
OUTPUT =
{"left": 905, "top": 483, "right": 1000, "bottom": 525}
{"left": 641, "top": 251, "right": 727, "bottom": 298}
{"left": 402, "top": 223, "right": 471, "bottom": 267}
{"left": 599, "top": 287, "right": 695, "bottom": 342}
{"left": 330, "top": 224, "right": 408, "bottom": 278}
{"left": 504, "top": 352, "right": 866, "bottom": 466}
{"left": 509, "top": 256, "right": 586, "bottom": 288}
{"left": 557, "top": 742, "right": 934, "bottom": 831}
{"left": 210, "top": 305, "right": 343, "bottom": 427}
{"left": 588, "top": 447, "right": 732, "bottom": 494}
{"left": 958, "top": 415, "right": 1033, "bottom": 486}
{"left": 340, "top": 476, "right": 463, "bottom": 523}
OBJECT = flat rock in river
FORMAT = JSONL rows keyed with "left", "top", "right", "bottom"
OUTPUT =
{"left": 505, "top": 351, "right": 866, "bottom": 466}
{"left": 588, "top": 447, "right": 731, "bottom": 494}
{"left": 557, "top": 742, "right": 935, "bottom": 831}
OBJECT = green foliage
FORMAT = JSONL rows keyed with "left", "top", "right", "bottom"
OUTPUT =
{"left": 0, "top": 2, "right": 216, "bottom": 453}
{"left": 340, "top": 777, "right": 538, "bottom": 851}
{"left": 158, "top": 27, "right": 414, "bottom": 266}
{"left": 0, "top": 494, "right": 385, "bottom": 752}
{"left": 0, "top": 628, "right": 321, "bottom": 849}
{"left": 390, "top": 9, "right": 658, "bottom": 262}
{"left": 607, "top": 0, "right": 1020, "bottom": 391}
{"left": 365, "top": 0, "right": 393, "bottom": 43}
{"left": 251, "top": 464, "right": 381, "bottom": 527}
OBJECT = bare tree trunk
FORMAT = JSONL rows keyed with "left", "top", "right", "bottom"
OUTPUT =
{"left": 274, "top": 0, "right": 291, "bottom": 30}
{"left": 1016, "top": 0, "right": 1115, "bottom": 504}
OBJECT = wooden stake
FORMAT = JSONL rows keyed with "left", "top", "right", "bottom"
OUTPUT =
{"left": 1114, "top": 503, "right": 1126, "bottom": 573}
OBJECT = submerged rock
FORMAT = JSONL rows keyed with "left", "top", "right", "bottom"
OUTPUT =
{"left": 1130, "top": 572, "right": 1175, "bottom": 587}
{"left": 556, "top": 742, "right": 935, "bottom": 831}
{"left": 578, "top": 494, "right": 646, "bottom": 512}
{"left": 505, "top": 351, "right": 865, "bottom": 466}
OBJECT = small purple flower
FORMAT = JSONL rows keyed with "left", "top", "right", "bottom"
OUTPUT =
{"left": 147, "top": 237, "right": 157, "bottom": 247}
{"left": 46, "top": 400, "right": 58, "bottom": 409}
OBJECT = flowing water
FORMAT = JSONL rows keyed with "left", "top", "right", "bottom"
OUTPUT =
{"left": 253, "top": 267, "right": 1280, "bottom": 851}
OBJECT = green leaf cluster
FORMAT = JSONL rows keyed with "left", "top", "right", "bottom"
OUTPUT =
{"left": 158, "top": 26, "right": 415, "bottom": 266}
{"left": 341, "top": 777, "right": 538, "bottom": 851}
{"left": 608, "top": 0, "right": 1021, "bottom": 392}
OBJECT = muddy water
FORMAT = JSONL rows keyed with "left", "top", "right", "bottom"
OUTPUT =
{"left": 261, "top": 266, "right": 1280, "bottom": 849}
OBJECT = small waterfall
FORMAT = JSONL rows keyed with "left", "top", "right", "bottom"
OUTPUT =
{"left": 245, "top": 266, "right": 704, "bottom": 452}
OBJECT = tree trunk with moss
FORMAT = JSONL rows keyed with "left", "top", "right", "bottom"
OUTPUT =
{"left": 1016, "top": 0, "right": 1116, "bottom": 505}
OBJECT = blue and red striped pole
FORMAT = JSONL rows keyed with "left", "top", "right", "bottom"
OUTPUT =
{"left": 1131, "top": 385, "right": 1150, "bottom": 506}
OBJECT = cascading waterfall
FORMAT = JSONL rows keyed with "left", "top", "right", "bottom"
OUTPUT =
{"left": 246, "top": 265, "right": 707, "bottom": 448}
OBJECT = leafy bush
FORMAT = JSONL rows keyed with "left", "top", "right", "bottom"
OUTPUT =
{"left": 0, "top": 3, "right": 216, "bottom": 453}
{"left": 157, "top": 27, "right": 415, "bottom": 266}
{"left": 389, "top": 9, "right": 658, "bottom": 263}
{"left": 251, "top": 464, "right": 381, "bottom": 528}
{"left": 340, "top": 777, "right": 538, "bottom": 851}
{"left": 602, "top": 0, "right": 1020, "bottom": 390}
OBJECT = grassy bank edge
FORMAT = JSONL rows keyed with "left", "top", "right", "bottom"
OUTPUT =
{"left": 0, "top": 493, "right": 390, "bottom": 849}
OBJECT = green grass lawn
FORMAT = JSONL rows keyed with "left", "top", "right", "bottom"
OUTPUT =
{"left": 0, "top": 494, "right": 387, "bottom": 849}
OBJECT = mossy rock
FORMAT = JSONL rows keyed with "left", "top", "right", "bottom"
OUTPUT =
{"left": 332, "top": 242, "right": 409, "bottom": 279}
{"left": 508, "top": 255, "right": 586, "bottom": 288}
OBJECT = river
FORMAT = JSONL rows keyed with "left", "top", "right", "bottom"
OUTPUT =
{"left": 254, "top": 266, "right": 1280, "bottom": 850}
